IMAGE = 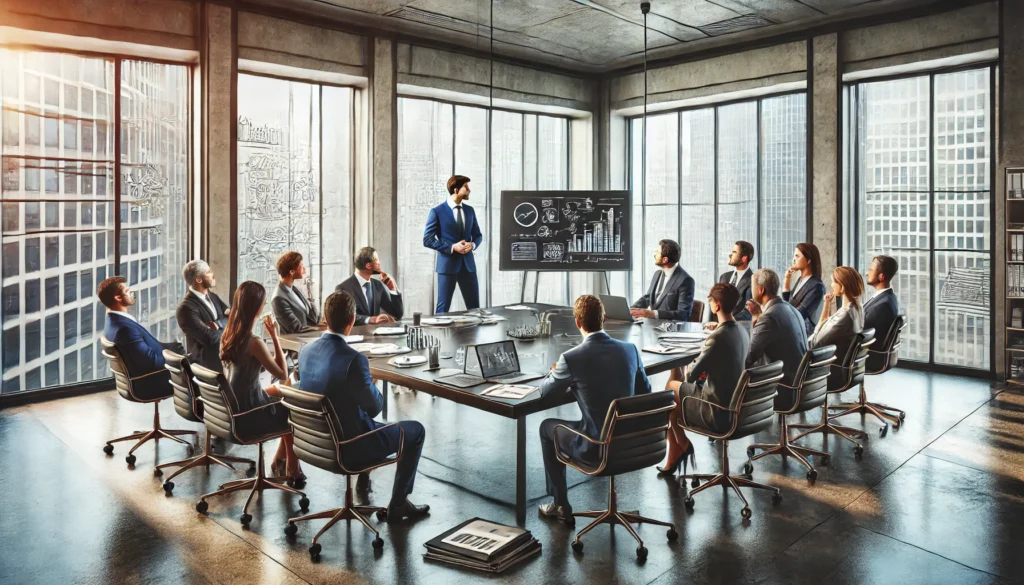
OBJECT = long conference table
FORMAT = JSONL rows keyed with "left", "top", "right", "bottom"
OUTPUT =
{"left": 280, "top": 303, "right": 700, "bottom": 525}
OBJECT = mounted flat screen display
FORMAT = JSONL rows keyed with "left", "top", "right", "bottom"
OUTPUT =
{"left": 498, "top": 191, "right": 631, "bottom": 272}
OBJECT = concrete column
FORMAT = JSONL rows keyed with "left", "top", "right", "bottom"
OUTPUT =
{"left": 997, "top": 0, "right": 1024, "bottom": 377}
{"left": 370, "top": 38, "right": 397, "bottom": 270}
{"left": 810, "top": 33, "right": 841, "bottom": 277}
{"left": 200, "top": 3, "right": 236, "bottom": 294}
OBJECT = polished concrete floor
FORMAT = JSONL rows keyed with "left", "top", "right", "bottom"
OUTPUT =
{"left": 1, "top": 369, "right": 1020, "bottom": 584}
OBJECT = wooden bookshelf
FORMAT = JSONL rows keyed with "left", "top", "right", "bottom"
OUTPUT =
{"left": 1005, "top": 166, "right": 1024, "bottom": 381}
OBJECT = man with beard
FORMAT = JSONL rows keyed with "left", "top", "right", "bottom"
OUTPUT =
{"left": 423, "top": 175, "right": 483, "bottom": 314}
{"left": 176, "top": 260, "right": 230, "bottom": 371}
{"left": 629, "top": 239, "right": 695, "bottom": 321}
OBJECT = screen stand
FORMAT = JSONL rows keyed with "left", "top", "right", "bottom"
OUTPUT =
{"left": 519, "top": 271, "right": 613, "bottom": 304}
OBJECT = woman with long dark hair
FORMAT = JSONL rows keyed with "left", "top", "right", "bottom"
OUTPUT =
{"left": 782, "top": 243, "right": 826, "bottom": 336}
{"left": 220, "top": 280, "right": 302, "bottom": 482}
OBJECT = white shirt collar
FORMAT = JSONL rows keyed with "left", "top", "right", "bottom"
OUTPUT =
{"left": 660, "top": 263, "right": 680, "bottom": 279}
{"left": 734, "top": 267, "right": 750, "bottom": 278}
{"left": 353, "top": 271, "right": 371, "bottom": 288}
{"left": 447, "top": 196, "right": 464, "bottom": 210}
{"left": 108, "top": 310, "right": 136, "bottom": 322}
{"left": 189, "top": 286, "right": 208, "bottom": 299}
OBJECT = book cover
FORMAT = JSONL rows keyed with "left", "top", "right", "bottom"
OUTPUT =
{"left": 425, "top": 518, "right": 531, "bottom": 563}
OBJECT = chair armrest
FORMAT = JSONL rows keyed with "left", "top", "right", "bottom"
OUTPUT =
{"left": 129, "top": 368, "right": 168, "bottom": 383}
{"left": 232, "top": 401, "right": 281, "bottom": 419}
{"left": 336, "top": 424, "right": 404, "bottom": 475}
{"left": 552, "top": 424, "right": 608, "bottom": 476}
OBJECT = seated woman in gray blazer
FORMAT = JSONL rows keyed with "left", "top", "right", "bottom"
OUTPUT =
{"left": 661, "top": 282, "right": 749, "bottom": 477}
{"left": 782, "top": 242, "right": 826, "bottom": 337}
{"left": 809, "top": 266, "right": 865, "bottom": 367}
{"left": 271, "top": 251, "right": 325, "bottom": 335}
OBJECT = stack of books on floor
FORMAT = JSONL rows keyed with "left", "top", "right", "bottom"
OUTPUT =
{"left": 424, "top": 518, "right": 541, "bottom": 573}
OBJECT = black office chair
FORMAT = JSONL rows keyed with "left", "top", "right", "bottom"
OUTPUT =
{"left": 678, "top": 361, "right": 784, "bottom": 520}
{"left": 154, "top": 351, "right": 255, "bottom": 492}
{"left": 829, "top": 317, "right": 907, "bottom": 435}
{"left": 789, "top": 329, "right": 876, "bottom": 459}
{"left": 554, "top": 391, "right": 678, "bottom": 560}
{"left": 100, "top": 337, "right": 197, "bottom": 467}
{"left": 278, "top": 385, "right": 402, "bottom": 561}
{"left": 190, "top": 364, "right": 309, "bottom": 526}
{"left": 745, "top": 346, "right": 837, "bottom": 482}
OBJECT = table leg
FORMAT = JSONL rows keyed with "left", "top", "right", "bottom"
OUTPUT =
{"left": 382, "top": 380, "right": 388, "bottom": 420}
{"left": 516, "top": 416, "right": 526, "bottom": 526}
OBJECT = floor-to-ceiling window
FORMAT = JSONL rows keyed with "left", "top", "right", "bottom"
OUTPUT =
{"left": 1, "top": 50, "right": 189, "bottom": 395}
{"left": 396, "top": 97, "right": 570, "bottom": 315}
{"left": 626, "top": 93, "right": 807, "bottom": 301}
{"left": 236, "top": 74, "right": 352, "bottom": 303}
{"left": 847, "top": 66, "right": 992, "bottom": 371}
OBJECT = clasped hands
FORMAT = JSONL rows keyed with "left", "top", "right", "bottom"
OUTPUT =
{"left": 452, "top": 240, "right": 474, "bottom": 254}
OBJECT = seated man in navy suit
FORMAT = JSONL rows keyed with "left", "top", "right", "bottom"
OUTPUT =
{"left": 863, "top": 255, "right": 901, "bottom": 371}
{"left": 99, "top": 277, "right": 185, "bottom": 399}
{"left": 297, "top": 291, "right": 429, "bottom": 522}
{"left": 422, "top": 175, "right": 483, "bottom": 314}
{"left": 537, "top": 295, "right": 652, "bottom": 525}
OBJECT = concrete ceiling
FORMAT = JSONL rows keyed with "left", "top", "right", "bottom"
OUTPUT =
{"left": 271, "top": 0, "right": 944, "bottom": 72}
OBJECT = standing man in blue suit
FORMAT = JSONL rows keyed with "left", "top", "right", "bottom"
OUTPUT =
{"left": 99, "top": 277, "right": 184, "bottom": 398}
{"left": 298, "top": 291, "right": 429, "bottom": 522}
{"left": 536, "top": 295, "right": 652, "bottom": 525}
{"left": 422, "top": 175, "right": 483, "bottom": 314}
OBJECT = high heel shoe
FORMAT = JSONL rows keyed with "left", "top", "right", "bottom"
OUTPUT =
{"left": 656, "top": 453, "right": 684, "bottom": 477}
{"left": 680, "top": 441, "right": 696, "bottom": 476}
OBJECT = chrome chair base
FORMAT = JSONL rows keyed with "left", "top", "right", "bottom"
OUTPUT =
{"left": 789, "top": 397, "right": 867, "bottom": 457}
{"left": 155, "top": 431, "right": 255, "bottom": 490}
{"left": 679, "top": 439, "right": 782, "bottom": 519}
{"left": 103, "top": 402, "right": 197, "bottom": 466}
{"left": 196, "top": 441, "right": 307, "bottom": 526}
{"left": 828, "top": 383, "right": 905, "bottom": 431}
{"left": 286, "top": 475, "right": 387, "bottom": 559}
{"left": 746, "top": 415, "right": 829, "bottom": 481}
{"left": 570, "top": 476, "right": 677, "bottom": 559}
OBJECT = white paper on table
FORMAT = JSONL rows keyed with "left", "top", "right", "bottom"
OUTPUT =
{"left": 342, "top": 335, "right": 364, "bottom": 343}
{"left": 643, "top": 344, "right": 700, "bottom": 355}
{"left": 658, "top": 332, "right": 708, "bottom": 340}
{"left": 505, "top": 305, "right": 533, "bottom": 310}
{"left": 373, "top": 326, "right": 406, "bottom": 335}
{"left": 480, "top": 384, "right": 539, "bottom": 399}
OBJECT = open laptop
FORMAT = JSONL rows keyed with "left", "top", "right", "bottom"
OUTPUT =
{"left": 599, "top": 295, "right": 642, "bottom": 323}
{"left": 437, "top": 341, "right": 543, "bottom": 388}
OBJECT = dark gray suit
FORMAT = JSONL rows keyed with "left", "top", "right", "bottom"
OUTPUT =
{"left": 271, "top": 282, "right": 321, "bottom": 334}
{"left": 631, "top": 265, "right": 695, "bottom": 321}
{"left": 175, "top": 290, "right": 229, "bottom": 371}
{"left": 719, "top": 269, "right": 753, "bottom": 320}
{"left": 537, "top": 330, "right": 651, "bottom": 508}
{"left": 783, "top": 275, "right": 825, "bottom": 336}
{"left": 335, "top": 275, "right": 405, "bottom": 326}
{"left": 863, "top": 288, "right": 900, "bottom": 371}
{"left": 681, "top": 320, "right": 750, "bottom": 432}
{"left": 746, "top": 298, "right": 808, "bottom": 409}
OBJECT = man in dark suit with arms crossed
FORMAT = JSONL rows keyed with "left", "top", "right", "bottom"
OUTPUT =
{"left": 335, "top": 246, "right": 404, "bottom": 325}
{"left": 422, "top": 175, "right": 483, "bottom": 314}
{"left": 175, "top": 259, "right": 229, "bottom": 371}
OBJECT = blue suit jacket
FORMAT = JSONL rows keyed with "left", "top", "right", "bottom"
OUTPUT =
{"left": 104, "top": 313, "right": 170, "bottom": 399}
{"left": 297, "top": 334, "right": 388, "bottom": 457}
{"left": 422, "top": 201, "right": 483, "bottom": 274}
{"left": 863, "top": 289, "right": 900, "bottom": 371}
{"left": 539, "top": 331, "right": 652, "bottom": 462}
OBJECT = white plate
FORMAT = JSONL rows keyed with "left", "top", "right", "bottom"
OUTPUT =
{"left": 390, "top": 355, "right": 427, "bottom": 367}
{"left": 422, "top": 318, "right": 453, "bottom": 326}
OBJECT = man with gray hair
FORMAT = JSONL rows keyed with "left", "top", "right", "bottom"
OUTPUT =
{"left": 175, "top": 260, "right": 230, "bottom": 371}
{"left": 746, "top": 268, "right": 808, "bottom": 405}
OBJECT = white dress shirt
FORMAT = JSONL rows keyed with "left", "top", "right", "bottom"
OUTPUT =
{"left": 729, "top": 267, "right": 750, "bottom": 286}
{"left": 354, "top": 271, "right": 373, "bottom": 309}
{"left": 792, "top": 274, "right": 809, "bottom": 295}
{"left": 446, "top": 196, "right": 477, "bottom": 253}
{"left": 189, "top": 286, "right": 217, "bottom": 317}
{"left": 107, "top": 310, "right": 137, "bottom": 323}
{"left": 652, "top": 263, "right": 680, "bottom": 319}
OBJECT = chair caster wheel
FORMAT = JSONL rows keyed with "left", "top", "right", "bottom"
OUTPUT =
{"left": 684, "top": 497, "right": 695, "bottom": 510}
{"left": 636, "top": 546, "right": 648, "bottom": 560}
{"left": 246, "top": 465, "right": 257, "bottom": 478}
{"left": 741, "top": 506, "right": 752, "bottom": 519}
{"left": 309, "top": 543, "right": 321, "bottom": 561}
{"left": 879, "top": 424, "right": 888, "bottom": 438}
{"left": 196, "top": 500, "right": 208, "bottom": 514}
{"left": 240, "top": 513, "right": 252, "bottom": 526}
{"left": 103, "top": 444, "right": 114, "bottom": 455}
{"left": 772, "top": 491, "right": 783, "bottom": 505}
{"left": 163, "top": 481, "right": 174, "bottom": 493}
{"left": 742, "top": 462, "right": 754, "bottom": 475}
{"left": 154, "top": 468, "right": 163, "bottom": 477}
{"left": 125, "top": 454, "right": 136, "bottom": 466}
{"left": 898, "top": 412, "right": 905, "bottom": 421}
{"left": 285, "top": 522, "right": 298, "bottom": 537}
{"left": 372, "top": 537, "right": 384, "bottom": 550}
{"left": 666, "top": 528, "right": 678, "bottom": 541}
{"left": 376, "top": 510, "right": 388, "bottom": 522}
{"left": 746, "top": 447, "right": 755, "bottom": 457}
{"left": 571, "top": 540, "right": 584, "bottom": 553}
{"left": 299, "top": 497, "right": 310, "bottom": 511}
{"left": 807, "top": 469, "right": 817, "bottom": 483}
{"left": 853, "top": 445, "right": 864, "bottom": 460}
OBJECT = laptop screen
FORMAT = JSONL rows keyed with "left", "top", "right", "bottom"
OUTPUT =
{"left": 475, "top": 341, "right": 520, "bottom": 378}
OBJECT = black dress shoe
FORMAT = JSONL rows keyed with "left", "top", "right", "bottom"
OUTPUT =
{"left": 538, "top": 502, "right": 575, "bottom": 527}
{"left": 385, "top": 499, "right": 430, "bottom": 523}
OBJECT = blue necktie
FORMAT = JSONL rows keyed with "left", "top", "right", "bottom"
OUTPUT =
{"left": 363, "top": 281, "right": 373, "bottom": 311}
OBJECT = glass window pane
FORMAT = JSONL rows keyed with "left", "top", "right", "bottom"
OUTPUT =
{"left": 455, "top": 106, "right": 489, "bottom": 308}
{"left": 760, "top": 94, "right": 807, "bottom": 278}
{"left": 717, "top": 102, "right": 758, "bottom": 266}
{"left": 680, "top": 109, "right": 716, "bottom": 293}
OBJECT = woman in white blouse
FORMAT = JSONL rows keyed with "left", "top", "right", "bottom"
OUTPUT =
{"left": 809, "top": 266, "right": 865, "bottom": 364}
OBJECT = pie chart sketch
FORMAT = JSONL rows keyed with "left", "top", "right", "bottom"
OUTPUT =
{"left": 514, "top": 202, "right": 539, "bottom": 227}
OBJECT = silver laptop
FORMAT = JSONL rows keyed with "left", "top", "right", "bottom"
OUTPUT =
{"left": 599, "top": 295, "right": 642, "bottom": 323}
{"left": 438, "top": 341, "right": 543, "bottom": 388}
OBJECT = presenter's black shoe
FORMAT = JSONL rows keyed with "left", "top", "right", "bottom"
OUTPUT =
{"left": 355, "top": 474, "right": 372, "bottom": 506}
{"left": 385, "top": 499, "right": 430, "bottom": 523}
{"left": 538, "top": 502, "right": 575, "bottom": 527}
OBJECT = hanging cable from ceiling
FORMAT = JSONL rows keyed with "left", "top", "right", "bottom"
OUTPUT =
{"left": 641, "top": 2, "right": 650, "bottom": 213}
